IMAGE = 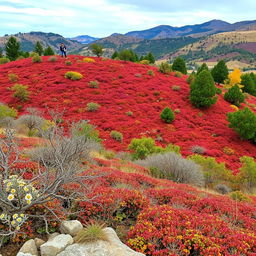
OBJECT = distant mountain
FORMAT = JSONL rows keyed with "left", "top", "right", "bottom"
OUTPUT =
{"left": 70, "top": 35, "right": 99, "bottom": 44}
{"left": 125, "top": 19, "right": 256, "bottom": 39}
{"left": 0, "top": 32, "right": 83, "bottom": 53}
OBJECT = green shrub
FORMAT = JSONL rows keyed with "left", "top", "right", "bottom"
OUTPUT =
{"left": 224, "top": 85, "right": 245, "bottom": 106}
{"left": 32, "top": 53, "right": 42, "bottom": 63}
{"left": 8, "top": 73, "right": 19, "bottom": 82}
{"left": 229, "top": 191, "right": 251, "bottom": 202}
{"left": 211, "top": 60, "right": 229, "bottom": 84}
{"left": 241, "top": 73, "right": 256, "bottom": 96}
{"left": 147, "top": 70, "right": 155, "bottom": 76}
{"left": 159, "top": 62, "right": 172, "bottom": 74}
{"left": 88, "top": 80, "right": 99, "bottom": 88}
{"left": 0, "top": 103, "right": 17, "bottom": 121}
{"left": 11, "top": 84, "right": 30, "bottom": 101}
{"left": 188, "top": 154, "right": 233, "bottom": 188}
{"left": 128, "top": 137, "right": 177, "bottom": 160}
{"left": 160, "top": 107, "right": 175, "bottom": 123}
{"left": 186, "top": 72, "right": 196, "bottom": 84}
{"left": 72, "top": 120, "right": 101, "bottom": 142}
{"left": 65, "top": 71, "right": 83, "bottom": 80}
{"left": 126, "top": 111, "right": 133, "bottom": 116}
{"left": 48, "top": 56, "right": 58, "bottom": 62}
{"left": 65, "top": 60, "right": 72, "bottom": 66}
{"left": 197, "top": 63, "right": 209, "bottom": 74}
{"left": 174, "top": 71, "right": 183, "bottom": 78}
{"left": 190, "top": 70, "right": 217, "bottom": 108}
{"left": 0, "top": 57, "right": 10, "bottom": 64}
{"left": 227, "top": 107, "right": 256, "bottom": 141}
{"left": 86, "top": 102, "right": 100, "bottom": 112}
{"left": 239, "top": 156, "right": 256, "bottom": 193}
{"left": 110, "top": 130, "right": 123, "bottom": 142}
{"left": 172, "top": 85, "right": 181, "bottom": 91}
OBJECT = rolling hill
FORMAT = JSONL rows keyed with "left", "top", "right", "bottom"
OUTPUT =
{"left": 1, "top": 56, "right": 256, "bottom": 172}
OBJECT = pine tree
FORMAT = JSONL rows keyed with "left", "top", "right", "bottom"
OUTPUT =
{"left": 43, "top": 46, "right": 55, "bottom": 56}
{"left": 172, "top": 57, "right": 187, "bottom": 74}
{"left": 111, "top": 51, "right": 118, "bottom": 59}
{"left": 90, "top": 43, "right": 103, "bottom": 57}
{"left": 224, "top": 85, "right": 245, "bottom": 106}
{"left": 197, "top": 63, "right": 209, "bottom": 74}
{"left": 0, "top": 47, "right": 3, "bottom": 58}
{"left": 34, "top": 41, "right": 44, "bottom": 56}
{"left": 5, "top": 36, "right": 20, "bottom": 61}
{"left": 147, "top": 52, "right": 155, "bottom": 64}
{"left": 160, "top": 107, "right": 175, "bottom": 123}
{"left": 241, "top": 73, "right": 256, "bottom": 96}
{"left": 190, "top": 70, "right": 217, "bottom": 108}
{"left": 211, "top": 60, "right": 229, "bottom": 84}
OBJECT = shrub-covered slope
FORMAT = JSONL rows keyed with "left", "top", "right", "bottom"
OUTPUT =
{"left": 0, "top": 56, "right": 256, "bottom": 171}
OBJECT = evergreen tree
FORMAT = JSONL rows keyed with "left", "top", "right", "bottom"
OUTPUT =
{"left": 34, "top": 41, "right": 44, "bottom": 56}
{"left": 146, "top": 52, "right": 155, "bottom": 64}
{"left": 90, "top": 43, "right": 103, "bottom": 57}
{"left": 190, "top": 70, "right": 217, "bottom": 108}
{"left": 118, "top": 49, "right": 137, "bottom": 62}
{"left": 224, "top": 85, "right": 245, "bottom": 106}
{"left": 227, "top": 107, "right": 256, "bottom": 141}
{"left": 0, "top": 47, "right": 3, "bottom": 58}
{"left": 160, "top": 107, "right": 175, "bottom": 123}
{"left": 5, "top": 36, "right": 20, "bottom": 61}
{"left": 111, "top": 51, "right": 118, "bottom": 59}
{"left": 241, "top": 73, "right": 256, "bottom": 96}
{"left": 197, "top": 63, "right": 209, "bottom": 74}
{"left": 43, "top": 46, "right": 55, "bottom": 56}
{"left": 172, "top": 57, "right": 187, "bottom": 74}
{"left": 250, "top": 72, "right": 256, "bottom": 85}
{"left": 211, "top": 60, "right": 229, "bottom": 84}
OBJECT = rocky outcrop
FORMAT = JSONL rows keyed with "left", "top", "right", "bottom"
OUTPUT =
{"left": 16, "top": 221, "right": 145, "bottom": 256}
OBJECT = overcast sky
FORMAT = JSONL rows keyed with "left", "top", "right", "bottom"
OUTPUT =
{"left": 1, "top": 0, "right": 256, "bottom": 37}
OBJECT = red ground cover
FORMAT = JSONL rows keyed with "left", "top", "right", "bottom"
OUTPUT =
{"left": 0, "top": 56, "right": 256, "bottom": 172}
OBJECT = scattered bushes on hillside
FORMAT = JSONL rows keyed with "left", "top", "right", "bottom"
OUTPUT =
{"left": 190, "top": 70, "right": 217, "bottom": 108}
{"left": 86, "top": 102, "right": 100, "bottom": 112}
{"left": 229, "top": 190, "right": 252, "bottom": 202}
{"left": 160, "top": 107, "right": 175, "bottom": 123}
{"left": 65, "top": 71, "right": 83, "bottom": 80}
{"left": 90, "top": 43, "right": 103, "bottom": 57}
{"left": 65, "top": 60, "right": 72, "bottom": 66}
{"left": 8, "top": 73, "right": 19, "bottom": 82}
{"left": 172, "top": 57, "right": 187, "bottom": 74}
{"left": 158, "top": 62, "right": 172, "bottom": 74}
{"left": 147, "top": 70, "right": 155, "bottom": 76}
{"left": 196, "top": 63, "right": 209, "bottom": 74}
{"left": 83, "top": 57, "right": 95, "bottom": 63}
{"left": 31, "top": 53, "right": 42, "bottom": 63}
{"left": 227, "top": 107, "right": 256, "bottom": 141}
{"left": 171, "top": 85, "right": 181, "bottom": 91}
{"left": 211, "top": 60, "right": 229, "bottom": 84}
{"left": 128, "top": 137, "right": 180, "bottom": 160}
{"left": 136, "top": 152, "right": 205, "bottom": 187}
{"left": 174, "top": 71, "right": 183, "bottom": 78}
{"left": 224, "top": 85, "right": 245, "bottom": 106}
{"left": 11, "top": 84, "right": 30, "bottom": 102}
{"left": 88, "top": 80, "right": 99, "bottom": 88}
{"left": 0, "top": 57, "right": 10, "bottom": 64}
{"left": 110, "top": 130, "right": 123, "bottom": 142}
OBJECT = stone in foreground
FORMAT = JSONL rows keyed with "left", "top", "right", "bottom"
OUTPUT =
{"left": 60, "top": 220, "right": 83, "bottom": 237}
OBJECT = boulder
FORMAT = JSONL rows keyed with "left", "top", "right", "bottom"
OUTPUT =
{"left": 40, "top": 234, "right": 73, "bottom": 256}
{"left": 57, "top": 227, "right": 145, "bottom": 256}
{"left": 34, "top": 238, "right": 45, "bottom": 248}
{"left": 16, "top": 253, "right": 34, "bottom": 256}
{"left": 18, "top": 239, "right": 38, "bottom": 256}
{"left": 48, "top": 232, "right": 60, "bottom": 240}
{"left": 60, "top": 220, "right": 83, "bottom": 236}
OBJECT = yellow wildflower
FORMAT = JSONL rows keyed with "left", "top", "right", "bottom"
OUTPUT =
{"left": 12, "top": 214, "right": 18, "bottom": 219}
{"left": 11, "top": 189, "right": 16, "bottom": 194}
{"left": 16, "top": 217, "right": 22, "bottom": 223}
{"left": 7, "top": 194, "right": 14, "bottom": 201}
{"left": 24, "top": 187, "right": 29, "bottom": 192}
{"left": 0, "top": 213, "right": 5, "bottom": 219}
{"left": 26, "top": 200, "right": 31, "bottom": 205}
{"left": 25, "top": 194, "right": 32, "bottom": 201}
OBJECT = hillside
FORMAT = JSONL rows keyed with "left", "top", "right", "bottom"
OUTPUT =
{"left": 125, "top": 19, "right": 256, "bottom": 39}
{"left": 0, "top": 32, "right": 83, "bottom": 53}
{"left": 1, "top": 57, "right": 256, "bottom": 255}
{"left": 167, "top": 30, "right": 256, "bottom": 67}
{"left": 1, "top": 56, "right": 256, "bottom": 172}
{"left": 69, "top": 35, "right": 99, "bottom": 44}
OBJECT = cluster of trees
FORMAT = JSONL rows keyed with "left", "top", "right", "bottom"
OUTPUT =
{"left": 111, "top": 49, "right": 155, "bottom": 63}
{"left": 0, "top": 36, "right": 55, "bottom": 61}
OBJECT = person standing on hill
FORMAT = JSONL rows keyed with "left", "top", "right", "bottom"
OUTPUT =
{"left": 60, "top": 43, "right": 67, "bottom": 58}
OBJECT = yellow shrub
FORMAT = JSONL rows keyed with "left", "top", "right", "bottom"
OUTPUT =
{"left": 83, "top": 57, "right": 95, "bottom": 63}
{"left": 225, "top": 68, "right": 243, "bottom": 89}
{"left": 140, "top": 60, "right": 150, "bottom": 65}
{"left": 230, "top": 105, "right": 239, "bottom": 111}
{"left": 65, "top": 71, "right": 83, "bottom": 80}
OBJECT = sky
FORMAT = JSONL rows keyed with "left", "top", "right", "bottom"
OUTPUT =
{"left": 0, "top": 0, "right": 256, "bottom": 38}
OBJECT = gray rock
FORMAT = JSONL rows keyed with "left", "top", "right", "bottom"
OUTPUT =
{"left": 16, "top": 253, "right": 34, "bottom": 256}
{"left": 40, "top": 234, "right": 73, "bottom": 256}
{"left": 60, "top": 220, "right": 83, "bottom": 236}
{"left": 18, "top": 239, "right": 38, "bottom": 256}
{"left": 57, "top": 227, "right": 145, "bottom": 256}
{"left": 48, "top": 232, "right": 60, "bottom": 240}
